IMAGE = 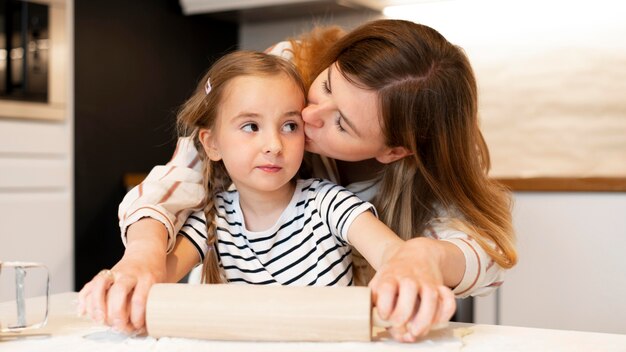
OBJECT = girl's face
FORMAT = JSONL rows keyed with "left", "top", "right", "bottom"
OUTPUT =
{"left": 201, "top": 74, "right": 305, "bottom": 196}
{"left": 303, "top": 63, "right": 394, "bottom": 162}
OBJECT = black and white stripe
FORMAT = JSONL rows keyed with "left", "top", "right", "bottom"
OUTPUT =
{"left": 180, "top": 178, "right": 375, "bottom": 286}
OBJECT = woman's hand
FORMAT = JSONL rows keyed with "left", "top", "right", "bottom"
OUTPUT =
{"left": 77, "top": 219, "right": 168, "bottom": 333}
{"left": 368, "top": 237, "right": 462, "bottom": 342}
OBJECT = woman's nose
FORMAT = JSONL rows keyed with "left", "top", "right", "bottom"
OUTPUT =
{"left": 302, "top": 103, "right": 325, "bottom": 128}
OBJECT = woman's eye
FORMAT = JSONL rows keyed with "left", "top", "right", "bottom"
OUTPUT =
{"left": 322, "top": 80, "right": 331, "bottom": 94}
{"left": 282, "top": 122, "right": 298, "bottom": 132}
{"left": 334, "top": 116, "right": 346, "bottom": 132}
{"left": 241, "top": 123, "right": 259, "bottom": 132}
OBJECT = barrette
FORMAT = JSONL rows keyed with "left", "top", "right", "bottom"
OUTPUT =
{"left": 205, "top": 78, "right": 212, "bottom": 95}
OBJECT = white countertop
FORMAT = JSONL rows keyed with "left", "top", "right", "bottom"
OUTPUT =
{"left": 1, "top": 292, "right": 625, "bottom": 351}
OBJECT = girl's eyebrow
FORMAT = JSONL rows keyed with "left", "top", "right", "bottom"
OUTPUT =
{"left": 234, "top": 112, "right": 260, "bottom": 119}
{"left": 233, "top": 111, "right": 302, "bottom": 120}
{"left": 284, "top": 110, "right": 302, "bottom": 118}
{"left": 328, "top": 65, "right": 361, "bottom": 137}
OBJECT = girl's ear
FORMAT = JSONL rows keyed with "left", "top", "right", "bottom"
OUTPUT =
{"left": 199, "top": 128, "right": 221, "bottom": 161}
{"left": 375, "top": 146, "right": 411, "bottom": 164}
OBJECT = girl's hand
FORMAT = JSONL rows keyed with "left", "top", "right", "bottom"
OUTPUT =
{"left": 77, "top": 219, "right": 168, "bottom": 333}
{"left": 368, "top": 237, "right": 459, "bottom": 342}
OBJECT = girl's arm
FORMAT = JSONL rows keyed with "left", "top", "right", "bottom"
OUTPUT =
{"left": 346, "top": 211, "right": 403, "bottom": 270}
{"left": 118, "top": 136, "right": 205, "bottom": 253}
{"left": 165, "top": 235, "right": 202, "bottom": 283}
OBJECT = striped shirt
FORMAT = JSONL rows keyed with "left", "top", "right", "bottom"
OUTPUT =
{"left": 179, "top": 178, "right": 375, "bottom": 286}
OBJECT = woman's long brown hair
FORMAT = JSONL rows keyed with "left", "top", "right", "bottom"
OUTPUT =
{"left": 294, "top": 20, "right": 517, "bottom": 269}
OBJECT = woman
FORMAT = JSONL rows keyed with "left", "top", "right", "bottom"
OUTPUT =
{"left": 79, "top": 19, "right": 517, "bottom": 342}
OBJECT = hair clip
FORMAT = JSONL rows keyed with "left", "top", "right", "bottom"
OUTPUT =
{"left": 205, "top": 78, "right": 212, "bottom": 95}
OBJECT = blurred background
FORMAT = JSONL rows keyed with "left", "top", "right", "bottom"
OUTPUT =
{"left": 1, "top": 0, "right": 624, "bottom": 335}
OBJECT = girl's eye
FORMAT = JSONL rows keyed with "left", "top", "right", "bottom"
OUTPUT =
{"left": 241, "top": 123, "right": 259, "bottom": 132}
{"left": 334, "top": 115, "right": 346, "bottom": 132}
{"left": 322, "top": 80, "right": 331, "bottom": 94}
{"left": 282, "top": 122, "right": 298, "bottom": 132}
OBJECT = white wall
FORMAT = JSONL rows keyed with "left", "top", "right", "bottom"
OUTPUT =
{"left": 0, "top": 0, "right": 74, "bottom": 302}
{"left": 501, "top": 192, "right": 626, "bottom": 334}
{"left": 474, "top": 192, "right": 626, "bottom": 335}
{"left": 240, "top": 11, "right": 381, "bottom": 51}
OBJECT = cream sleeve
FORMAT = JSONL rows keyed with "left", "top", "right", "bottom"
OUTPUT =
{"left": 117, "top": 42, "right": 295, "bottom": 252}
{"left": 118, "top": 137, "right": 206, "bottom": 252}
{"left": 424, "top": 221, "right": 505, "bottom": 298}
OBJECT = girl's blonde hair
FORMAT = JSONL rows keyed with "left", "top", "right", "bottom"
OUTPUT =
{"left": 292, "top": 20, "right": 517, "bottom": 271}
{"left": 176, "top": 51, "right": 306, "bottom": 283}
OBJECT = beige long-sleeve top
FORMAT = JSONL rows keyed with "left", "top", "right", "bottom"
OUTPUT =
{"left": 118, "top": 137, "right": 504, "bottom": 298}
{"left": 118, "top": 41, "right": 504, "bottom": 297}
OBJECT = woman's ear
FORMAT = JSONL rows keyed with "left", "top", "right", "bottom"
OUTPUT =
{"left": 375, "top": 146, "right": 411, "bottom": 164}
{"left": 198, "top": 128, "right": 221, "bottom": 161}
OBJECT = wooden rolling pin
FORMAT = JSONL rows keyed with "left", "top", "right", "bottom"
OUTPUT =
{"left": 146, "top": 283, "right": 388, "bottom": 342}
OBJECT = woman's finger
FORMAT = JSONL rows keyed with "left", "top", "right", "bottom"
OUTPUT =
{"left": 388, "top": 278, "right": 419, "bottom": 327}
{"left": 129, "top": 279, "right": 153, "bottom": 330}
{"left": 407, "top": 285, "right": 438, "bottom": 337}
{"left": 371, "top": 278, "right": 399, "bottom": 320}
{"left": 387, "top": 325, "right": 418, "bottom": 343}
{"left": 89, "top": 270, "right": 115, "bottom": 323}
{"left": 435, "top": 286, "right": 456, "bottom": 324}
{"left": 106, "top": 274, "right": 137, "bottom": 331}
{"left": 77, "top": 281, "right": 93, "bottom": 316}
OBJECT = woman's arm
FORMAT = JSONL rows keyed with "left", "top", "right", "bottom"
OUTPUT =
{"left": 78, "top": 218, "right": 169, "bottom": 332}
{"left": 348, "top": 212, "right": 460, "bottom": 342}
{"left": 426, "top": 221, "right": 505, "bottom": 298}
{"left": 118, "top": 137, "right": 205, "bottom": 253}
{"left": 78, "top": 219, "right": 206, "bottom": 332}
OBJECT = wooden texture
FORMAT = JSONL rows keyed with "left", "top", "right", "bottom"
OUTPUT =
{"left": 496, "top": 177, "right": 626, "bottom": 192}
{"left": 126, "top": 173, "right": 626, "bottom": 192}
{"left": 146, "top": 284, "right": 372, "bottom": 342}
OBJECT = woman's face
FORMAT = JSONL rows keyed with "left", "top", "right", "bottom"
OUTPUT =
{"left": 302, "top": 63, "right": 390, "bottom": 162}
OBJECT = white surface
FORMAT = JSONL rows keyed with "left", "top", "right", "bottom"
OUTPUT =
{"left": 1, "top": 292, "right": 626, "bottom": 352}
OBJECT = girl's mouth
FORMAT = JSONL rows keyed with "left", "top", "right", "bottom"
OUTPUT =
{"left": 258, "top": 165, "right": 282, "bottom": 173}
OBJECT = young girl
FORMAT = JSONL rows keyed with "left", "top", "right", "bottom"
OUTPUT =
{"left": 80, "top": 19, "right": 516, "bottom": 341}
{"left": 170, "top": 50, "right": 403, "bottom": 286}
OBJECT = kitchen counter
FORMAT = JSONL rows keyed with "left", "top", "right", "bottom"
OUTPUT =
{"left": 1, "top": 292, "right": 625, "bottom": 351}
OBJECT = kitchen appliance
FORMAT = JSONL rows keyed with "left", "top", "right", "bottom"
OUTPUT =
{"left": 0, "top": 261, "right": 49, "bottom": 333}
{"left": 0, "top": 0, "right": 49, "bottom": 102}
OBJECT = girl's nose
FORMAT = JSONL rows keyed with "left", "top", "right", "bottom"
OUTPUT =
{"left": 302, "top": 103, "right": 325, "bottom": 128}
{"left": 263, "top": 132, "right": 282, "bottom": 155}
